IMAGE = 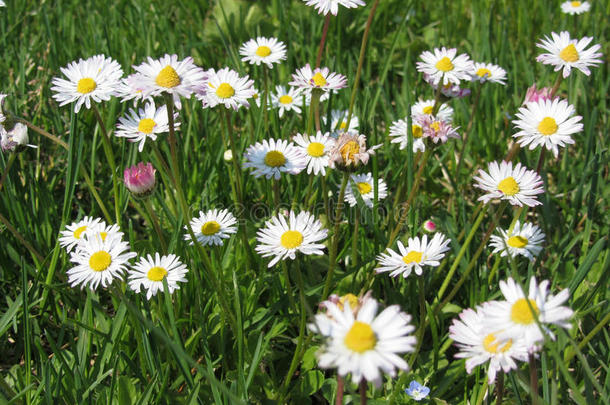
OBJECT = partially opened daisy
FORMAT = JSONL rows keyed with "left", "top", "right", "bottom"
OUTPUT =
{"left": 376, "top": 233, "right": 451, "bottom": 278}
{"left": 51, "top": 54, "right": 123, "bottom": 113}
{"left": 115, "top": 102, "right": 179, "bottom": 152}
{"left": 483, "top": 277, "right": 573, "bottom": 350}
{"left": 293, "top": 131, "right": 336, "bottom": 175}
{"left": 489, "top": 220, "right": 545, "bottom": 261}
{"left": 416, "top": 47, "right": 473, "bottom": 86}
{"left": 474, "top": 161, "right": 544, "bottom": 207}
{"left": 513, "top": 98, "right": 582, "bottom": 157}
{"left": 243, "top": 138, "right": 307, "bottom": 179}
{"left": 197, "top": 67, "right": 255, "bottom": 110}
{"left": 389, "top": 117, "right": 426, "bottom": 153}
{"left": 449, "top": 307, "right": 529, "bottom": 383}
{"left": 128, "top": 253, "right": 188, "bottom": 300}
{"left": 116, "top": 73, "right": 151, "bottom": 105}
{"left": 536, "top": 31, "right": 603, "bottom": 78}
{"left": 271, "top": 86, "right": 303, "bottom": 117}
{"left": 255, "top": 211, "right": 327, "bottom": 267}
{"left": 289, "top": 64, "right": 347, "bottom": 95}
{"left": 470, "top": 62, "right": 507, "bottom": 85}
{"left": 419, "top": 115, "right": 460, "bottom": 144}
{"left": 344, "top": 172, "right": 387, "bottom": 208}
{"left": 68, "top": 233, "right": 136, "bottom": 290}
{"left": 302, "top": 0, "right": 366, "bottom": 16}
{"left": 314, "top": 298, "right": 416, "bottom": 386}
{"left": 184, "top": 209, "right": 238, "bottom": 246}
{"left": 411, "top": 99, "right": 453, "bottom": 122}
{"left": 324, "top": 109, "right": 359, "bottom": 134}
{"left": 59, "top": 216, "right": 105, "bottom": 253}
{"left": 240, "top": 37, "right": 287, "bottom": 68}
{"left": 560, "top": 1, "right": 591, "bottom": 15}
{"left": 329, "top": 132, "right": 380, "bottom": 171}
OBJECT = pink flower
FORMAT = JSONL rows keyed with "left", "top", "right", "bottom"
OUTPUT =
{"left": 523, "top": 84, "right": 555, "bottom": 105}
{"left": 423, "top": 220, "right": 436, "bottom": 232}
{"left": 417, "top": 115, "right": 460, "bottom": 144}
{"left": 124, "top": 162, "right": 156, "bottom": 197}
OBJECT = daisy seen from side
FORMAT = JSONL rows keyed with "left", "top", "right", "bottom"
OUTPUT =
{"left": 470, "top": 62, "right": 507, "bottom": 84}
{"left": 411, "top": 99, "right": 453, "bottom": 122}
{"left": 389, "top": 117, "right": 426, "bottom": 153}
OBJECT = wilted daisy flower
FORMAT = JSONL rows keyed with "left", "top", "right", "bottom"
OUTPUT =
{"left": 243, "top": 138, "right": 307, "bottom": 179}
{"left": 536, "top": 31, "right": 603, "bottom": 78}
{"left": 449, "top": 307, "right": 530, "bottom": 383}
{"left": 293, "top": 131, "right": 336, "bottom": 175}
{"left": 184, "top": 209, "right": 238, "bottom": 247}
{"left": 115, "top": 102, "right": 179, "bottom": 152}
{"left": 411, "top": 99, "right": 453, "bottom": 122}
{"left": 513, "top": 98, "right": 582, "bottom": 158}
{"left": 389, "top": 117, "right": 426, "bottom": 153}
{"left": 483, "top": 277, "right": 573, "bottom": 350}
{"left": 51, "top": 55, "right": 123, "bottom": 113}
{"left": 197, "top": 67, "right": 255, "bottom": 110}
{"left": 474, "top": 161, "right": 544, "bottom": 207}
{"left": 128, "top": 253, "right": 188, "bottom": 300}
{"left": 68, "top": 233, "right": 136, "bottom": 290}
{"left": 470, "top": 62, "right": 507, "bottom": 84}
{"left": 240, "top": 37, "right": 287, "bottom": 68}
{"left": 255, "top": 211, "right": 327, "bottom": 267}
{"left": 376, "top": 233, "right": 451, "bottom": 278}
{"left": 419, "top": 115, "right": 460, "bottom": 144}
{"left": 489, "top": 220, "right": 545, "bottom": 261}
{"left": 289, "top": 64, "right": 347, "bottom": 95}
{"left": 59, "top": 216, "right": 105, "bottom": 253}
{"left": 1, "top": 123, "right": 36, "bottom": 152}
{"left": 271, "top": 86, "right": 303, "bottom": 117}
{"left": 329, "top": 132, "right": 380, "bottom": 171}
{"left": 416, "top": 47, "right": 473, "bottom": 86}
{"left": 302, "top": 0, "right": 366, "bottom": 16}
{"left": 344, "top": 172, "right": 387, "bottom": 208}
{"left": 560, "top": 1, "right": 590, "bottom": 14}
{"left": 405, "top": 381, "right": 430, "bottom": 401}
{"left": 314, "top": 298, "right": 416, "bottom": 387}
{"left": 324, "top": 109, "right": 359, "bottom": 134}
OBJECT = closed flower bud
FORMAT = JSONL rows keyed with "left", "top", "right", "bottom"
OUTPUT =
{"left": 124, "top": 162, "right": 156, "bottom": 198}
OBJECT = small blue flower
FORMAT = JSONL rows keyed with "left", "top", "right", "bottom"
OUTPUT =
{"left": 405, "top": 380, "right": 430, "bottom": 401}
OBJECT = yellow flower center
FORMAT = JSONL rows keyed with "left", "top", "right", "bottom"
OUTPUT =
{"left": 422, "top": 106, "right": 434, "bottom": 115}
{"left": 537, "top": 117, "right": 558, "bottom": 136}
{"left": 344, "top": 321, "right": 377, "bottom": 353}
{"left": 307, "top": 142, "right": 325, "bottom": 157}
{"left": 559, "top": 44, "right": 579, "bottom": 63}
{"left": 338, "top": 293, "right": 359, "bottom": 311}
{"left": 312, "top": 72, "right": 327, "bottom": 87}
{"left": 279, "top": 95, "right": 293, "bottom": 105}
{"left": 100, "top": 232, "right": 108, "bottom": 241}
{"left": 412, "top": 125, "right": 423, "bottom": 139}
{"left": 510, "top": 298, "right": 540, "bottom": 325}
{"left": 147, "top": 266, "right": 168, "bottom": 282}
{"left": 77, "top": 78, "right": 97, "bottom": 94}
{"left": 89, "top": 251, "right": 112, "bottom": 272}
{"left": 255, "top": 45, "right": 272, "bottom": 57}
{"left": 497, "top": 177, "right": 520, "bottom": 196}
{"left": 507, "top": 235, "right": 528, "bottom": 248}
{"left": 264, "top": 150, "right": 286, "bottom": 167}
{"left": 431, "top": 121, "right": 441, "bottom": 132}
{"left": 73, "top": 225, "right": 88, "bottom": 239}
{"left": 483, "top": 333, "right": 513, "bottom": 354}
{"left": 402, "top": 251, "right": 423, "bottom": 264}
{"left": 356, "top": 182, "right": 372, "bottom": 194}
{"left": 571, "top": 1, "right": 581, "bottom": 6}
{"left": 138, "top": 118, "right": 156, "bottom": 134}
{"left": 280, "top": 230, "right": 304, "bottom": 249}
{"left": 435, "top": 56, "right": 454, "bottom": 72}
{"left": 216, "top": 83, "right": 235, "bottom": 99}
{"left": 339, "top": 121, "right": 348, "bottom": 130}
{"left": 476, "top": 68, "right": 492, "bottom": 78}
{"left": 201, "top": 221, "right": 221, "bottom": 236}
{"left": 340, "top": 141, "right": 360, "bottom": 162}
{"left": 155, "top": 65, "right": 181, "bottom": 88}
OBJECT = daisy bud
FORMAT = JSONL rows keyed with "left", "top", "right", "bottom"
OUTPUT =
{"left": 223, "top": 149, "right": 233, "bottom": 162}
{"left": 423, "top": 220, "right": 436, "bottom": 232}
{"left": 523, "top": 84, "right": 554, "bottom": 105}
{"left": 124, "top": 162, "right": 156, "bottom": 198}
{"left": 1, "top": 123, "right": 36, "bottom": 152}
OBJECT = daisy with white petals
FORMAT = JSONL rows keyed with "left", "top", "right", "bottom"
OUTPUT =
{"left": 560, "top": 1, "right": 590, "bottom": 15}
{"left": 243, "top": 138, "right": 307, "bottom": 179}
{"left": 240, "top": 37, "right": 287, "bottom": 68}
{"left": 255, "top": 211, "right": 327, "bottom": 267}
{"left": 416, "top": 47, "right": 473, "bottom": 86}
{"left": 389, "top": 117, "right": 426, "bottom": 153}
{"left": 470, "top": 62, "right": 507, "bottom": 85}
{"left": 59, "top": 216, "right": 105, "bottom": 253}
{"left": 293, "top": 131, "right": 336, "bottom": 175}
{"left": 290, "top": 64, "right": 347, "bottom": 95}
{"left": 128, "top": 253, "right": 188, "bottom": 299}
{"left": 376, "top": 233, "right": 451, "bottom": 278}
{"left": 116, "top": 74, "right": 151, "bottom": 105}
{"left": 536, "top": 31, "right": 603, "bottom": 78}
{"left": 116, "top": 102, "right": 179, "bottom": 152}
{"left": 411, "top": 99, "right": 453, "bottom": 122}
{"left": 344, "top": 172, "right": 387, "bottom": 208}
{"left": 198, "top": 67, "right": 255, "bottom": 110}
{"left": 490, "top": 220, "right": 545, "bottom": 261}
{"left": 51, "top": 55, "right": 123, "bottom": 113}
{"left": 184, "top": 209, "right": 238, "bottom": 247}
{"left": 302, "top": 0, "right": 366, "bottom": 16}
{"left": 271, "top": 86, "right": 303, "bottom": 117}
{"left": 474, "top": 161, "right": 544, "bottom": 207}
{"left": 324, "top": 109, "right": 359, "bottom": 134}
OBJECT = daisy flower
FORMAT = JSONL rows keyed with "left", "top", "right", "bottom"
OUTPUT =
{"left": 324, "top": 109, "right": 359, "bottom": 134}
{"left": 67, "top": 233, "right": 136, "bottom": 290}
{"left": 411, "top": 99, "right": 453, "bottom": 122}
{"left": 483, "top": 277, "right": 573, "bottom": 350}
{"left": 314, "top": 298, "right": 416, "bottom": 386}
{"left": 419, "top": 115, "right": 460, "bottom": 144}
{"left": 512, "top": 98, "right": 583, "bottom": 158}
{"left": 560, "top": 1, "right": 590, "bottom": 14}
{"left": 293, "top": 131, "right": 336, "bottom": 175}
{"left": 115, "top": 102, "right": 179, "bottom": 152}
{"left": 115, "top": 73, "right": 151, "bottom": 105}
{"left": 423, "top": 73, "right": 471, "bottom": 98}
{"left": 289, "top": 64, "right": 347, "bottom": 95}
{"left": 51, "top": 54, "right": 123, "bottom": 113}
{"left": 84, "top": 223, "right": 124, "bottom": 243}
{"left": 271, "top": 86, "right": 303, "bottom": 117}
{"left": 329, "top": 132, "right": 380, "bottom": 171}
{"left": 449, "top": 307, "right": 530, "bottom": 383}
{"left": 470, "top": 62, "right": 507, "bottom": 85}
{"left": 536, "top": 31, "right": 603, "bottom": 78}
{"left": 1, "top": 123, "right": 37, "bottom": 152}
{"left": 184, "top": 209, "right": 238, "bottom": 247}
{"left": 243, "top": 138, "right": 307, "bottom": 179}
{"left": 255, "top": 211, "right": 327, "bottom": 267}
{"left": 376, "top": 233, "right": 451, "bottom": 278}
{"left": 59, "top": 216, "right": 105, "bottom": 253}
{"left": 128, "top": 253, "right": 188, "bottom": 300}
{"left": 389, "top": 117, "right": 426, "bottom": 153}
{"left": 240, "top": 37, "right": 287, "bottom": 68}
{"left": 416, "top": 47, "right": 473, "bottom": 86}
{"left": 197, "top": 67, "right": 255, "bottom": 110}
{"left": 302, "top": 0, "right": 366, "bottom": 16}
{"left": 344, "top": 172, "right": 387, "bottom": 208}
{"left": 489, "top": 220, "right": 545, "bottom": 261}
{"left": 474, "top": 161, "right": 544, "bottom": 207}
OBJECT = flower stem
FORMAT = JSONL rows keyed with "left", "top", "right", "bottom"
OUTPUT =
{"left": 408, "top": 276, "right": 427, "bottom": 365}
{"left": 496, "top": 371, "right": 505, "bottom": 405}
{"left": 550, "top": 73, "right": 564, "bottom": 98}
{"left": 307, "top": 90, "right": 321, "bottom": 136}
{"left": 335, "top": 375, "right": 344, "bottom": 405}
{"left": 529, "top": 353, "right": 539, "bottom": 405}
{"left": 315, "top": 14, "right": 332, "bottom": 68}
{"left": 0, "top": 152, "right": 17, "bottom": 193}
{"left": 351, "top": 208, "right": 360, "bottom": 268}
{"left": 455, "top": 83, "right": 483, "bottom": 184}
{"left": 143, "top": 197, "right": 167, "bottom": 253}
{"left": 359, "top": 380, "right": 368, "bottom": 405}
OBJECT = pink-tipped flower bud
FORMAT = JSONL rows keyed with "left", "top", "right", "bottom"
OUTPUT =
{"left": 124, "top": 162, "right": 156, "bottom": 198}
{"left": 423, "top": 220, "right": 436, "bottom": 233}
{"left": 523, "top": 84, "right": 554, "bottom": 105}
